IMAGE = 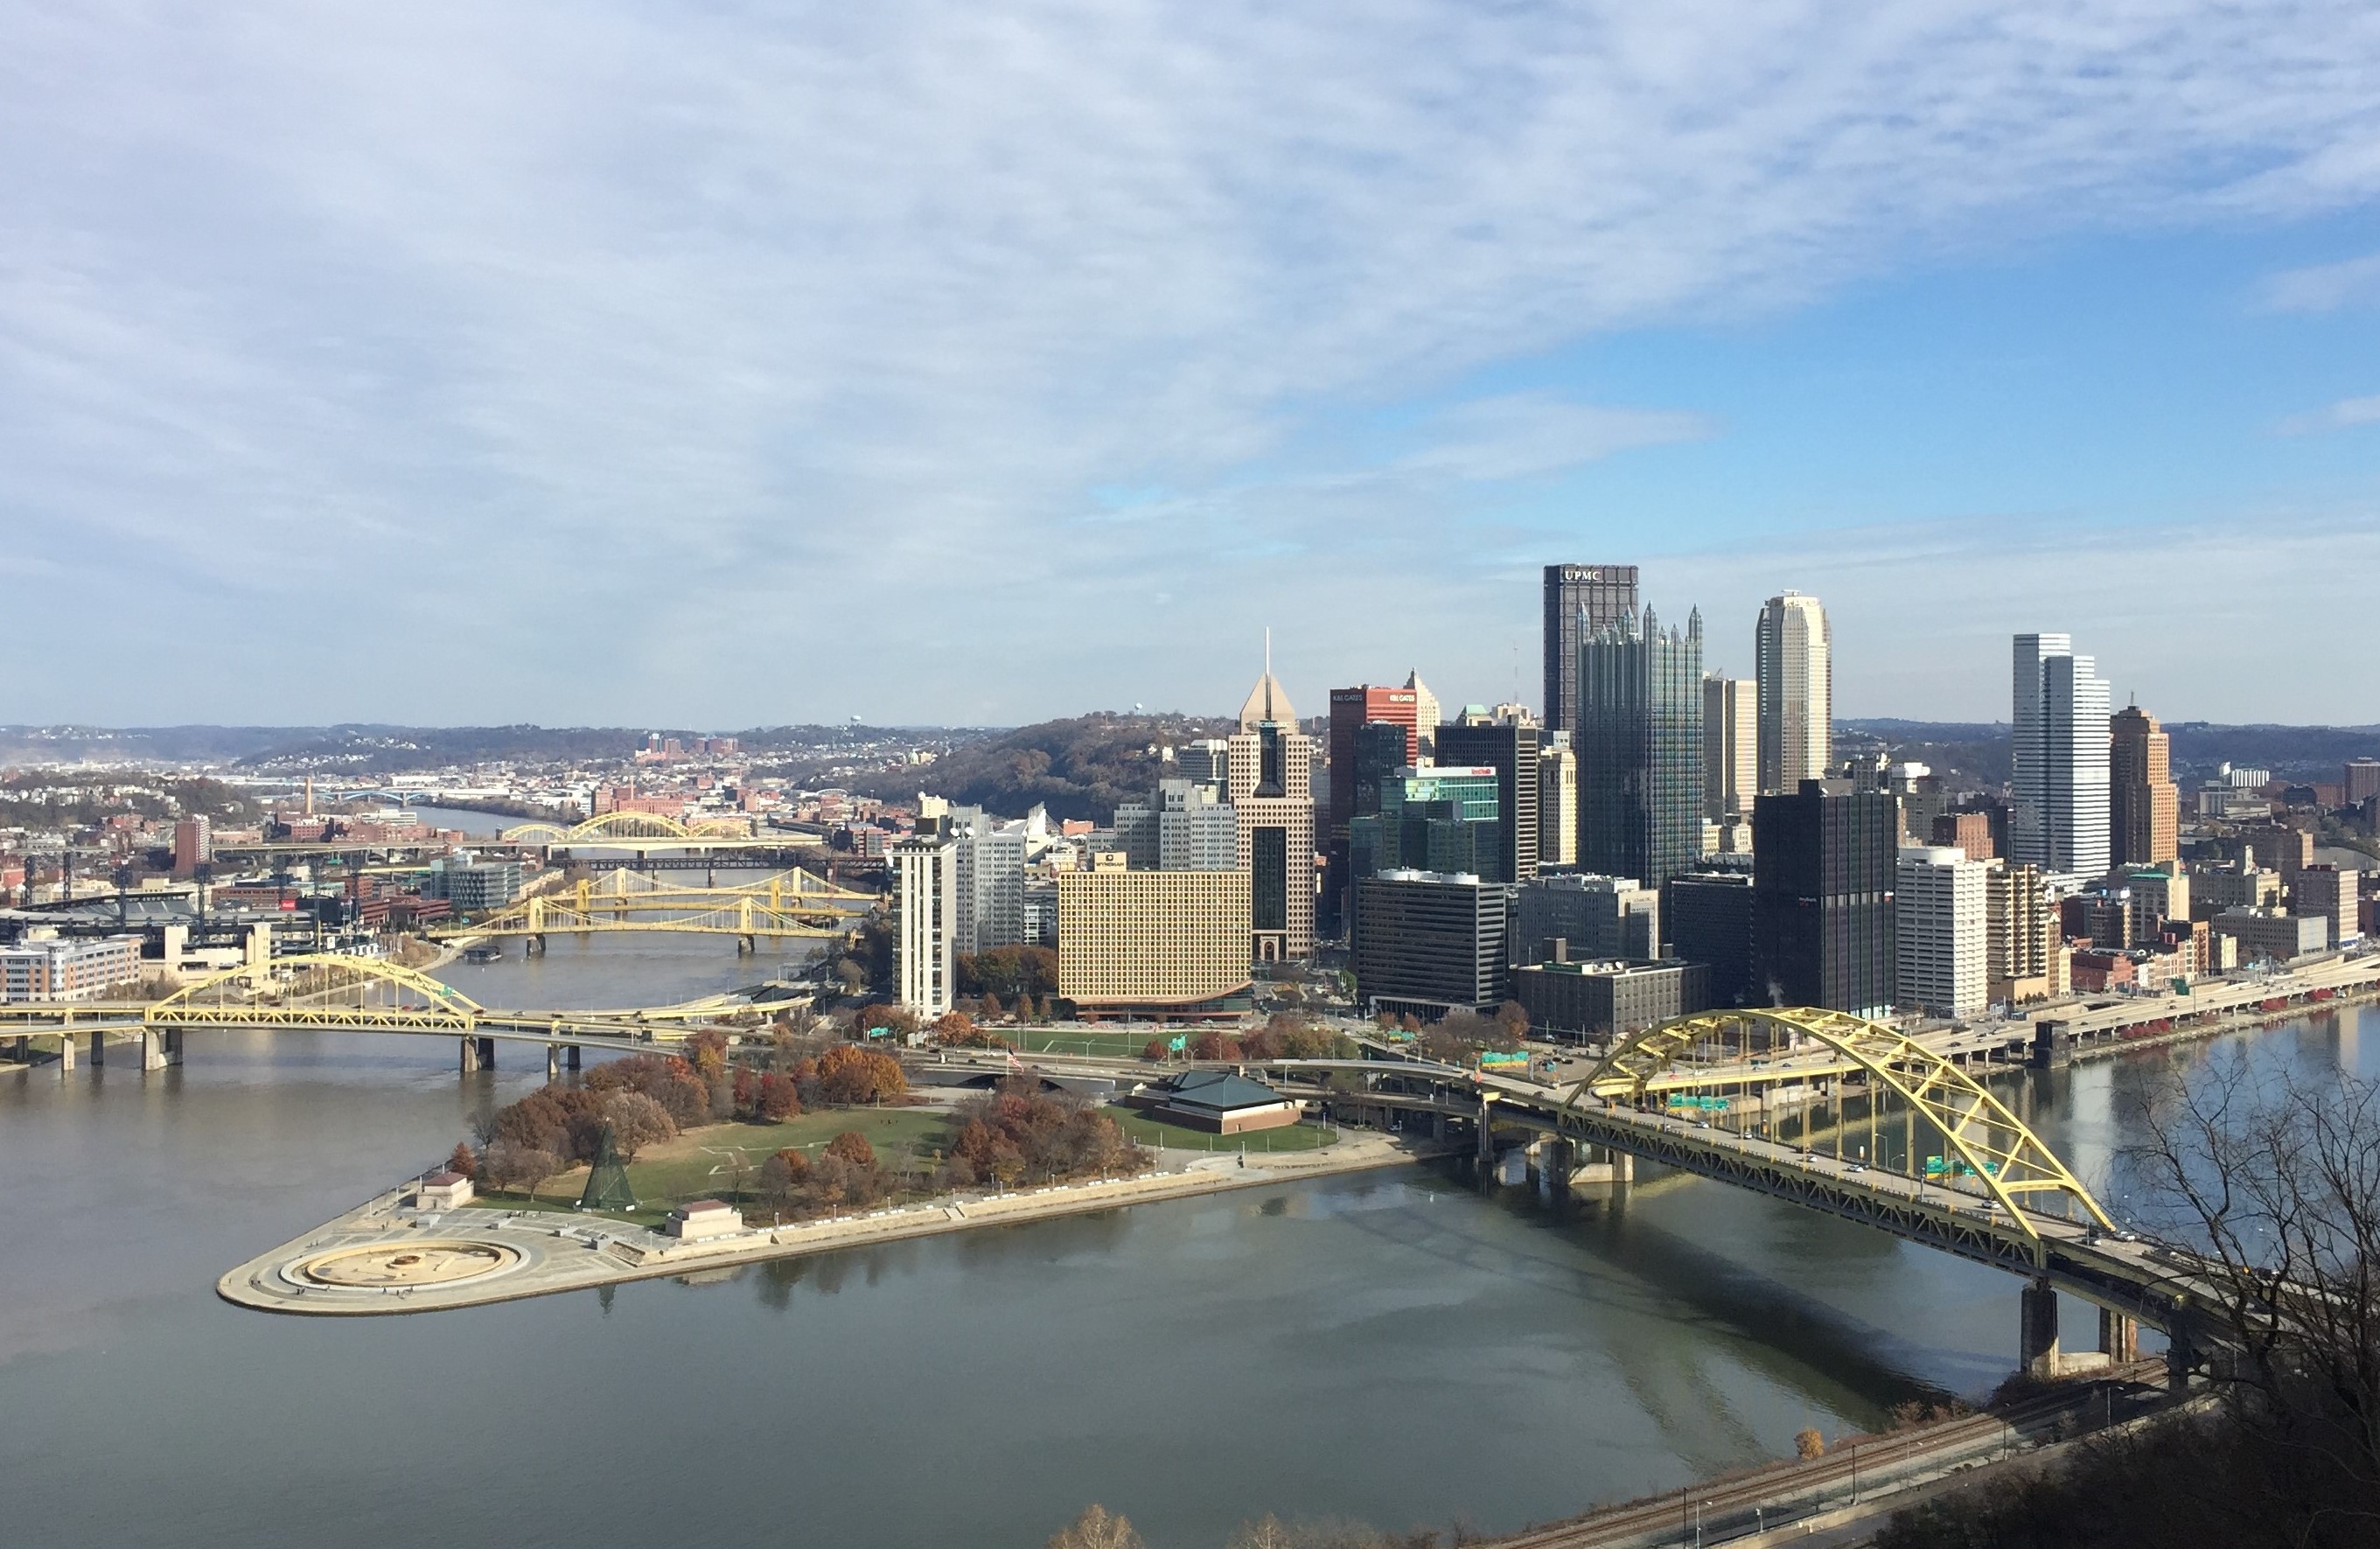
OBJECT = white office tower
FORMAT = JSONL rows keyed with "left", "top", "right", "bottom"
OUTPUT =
{"left": 1895, "top": 845, "right": 1989, "bottom": 1017}
{"left": 945, "top": 807, "right": 1028, "bottom": 953}
{"left": 1755, "top": 593, "right": 1832, "bottom": 794}
{"left": 892, "top": 825, "right": 958, "bottom": 1016}
{"left": 1701, "top": 673, "right": 1756, "bottom": 820}
{"left": 2010, "top": 634, "right": 2112, "bottom": 881}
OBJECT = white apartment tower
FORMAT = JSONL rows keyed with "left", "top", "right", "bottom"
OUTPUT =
{"left": 1755, "top": 593, "right": 1832, "bottom": 794}
{"left": 2011, "top": 633, "right": 2112, "bottom": 881}
{"left": 892, "top": 825, "right": 958, "bottom": 1017}
{"left": 1896, "top": 845, "right": 1989, "bottom": 1017}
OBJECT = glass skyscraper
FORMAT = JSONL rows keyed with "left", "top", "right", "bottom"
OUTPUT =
{"left": 1576, "top": 604, "right": 1704, "bottom": 900}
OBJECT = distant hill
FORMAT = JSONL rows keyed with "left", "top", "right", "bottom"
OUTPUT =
{"left": 855, "top": 712, "right": 1239, "bottom": 823}
{"left": 0, "top": 722, "right": 967, "bottom": 771}
{"left": 1839, "top": 719, "right": 2380, "bottom": 789}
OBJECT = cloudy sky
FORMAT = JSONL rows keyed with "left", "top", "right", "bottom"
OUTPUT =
{"left": 7, "top": 2, "right": 2380, "bottom": 729}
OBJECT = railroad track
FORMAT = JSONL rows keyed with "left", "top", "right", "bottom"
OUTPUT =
{"left": 1487, "top": 1359, "right": 2171, "bottom": 1548}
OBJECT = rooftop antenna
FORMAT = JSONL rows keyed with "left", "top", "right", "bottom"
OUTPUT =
{"left": 1264, "top": 626, "right": 1272, "bottom": 677}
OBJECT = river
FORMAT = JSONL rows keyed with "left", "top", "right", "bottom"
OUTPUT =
{"left": 0, "top": 932, "right": 2370, "bottom": 1548}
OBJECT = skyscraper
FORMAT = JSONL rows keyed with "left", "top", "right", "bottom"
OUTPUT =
{"left": 1225, "top": 658, "right": 1316, "bottom": 962}
{"left": 1700, "top": 673, "right": 1756, "bottom": 821}
{"left": 1538, "top": 733, "right": 1577, "bottom": 869}
{"left": 1542, "top": 563, "right": 1641, "bottom": 734}
{"left": 1577, "top": 604, "right": 1704, "bottom": 900}
{"left": 1323, "top": 686, "right": 1420, "bottom": 937}
{"left": 1755, "top": 592, "right": 1832, "bottom": 794}
{"left": 2110, "top": 703, "right": 2179, "bottom": 869}
{"left": 2011, "top": 633, "right": 2112, "bottom": 879}
{"left": 1436, "top": 710, "right": 1541, "bottom": 884}
{"left": 1752, "top": 779, "right": 1897, "bottom": 1016}
{"left": 1404, "top": 670, "right": 1441, "bottom": 757}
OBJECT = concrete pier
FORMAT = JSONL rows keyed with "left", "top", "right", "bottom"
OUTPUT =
{"left": 565, "top": 1044, "right": 581, "bottom": 1071}
{"left": 2021, "top": 1278, "right": 2062, "bottom": 1378}
{"left": 459, "top": 1036, "right": 499, "bottom": 1073}
{"left": 2099, "top": 1308, "right": 2139, "bottom": 1364}
{"left": 547, "top": 1045, "right": 561, "bottom": 1082}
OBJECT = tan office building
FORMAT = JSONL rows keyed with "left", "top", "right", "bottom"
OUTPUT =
{"left": 2110, "top": 705, "right": 2179, "bottom": 869}
{"left": 1057, "top": 869, "right": 1253, "bottom": 1018}
{"left": 1226, "top": 666, "right": 1316, "bottom": 963}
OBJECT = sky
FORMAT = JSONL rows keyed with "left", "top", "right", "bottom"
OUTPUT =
{"left": 6, "top": 2, "right": 2380, "bottom": 730}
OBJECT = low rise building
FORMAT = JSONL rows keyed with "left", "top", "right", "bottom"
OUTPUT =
{"left": 1513, "top": 872, "right": 1658, "bottom": 966}
{"left": 1352, "top": 869, "right": 1513, "bottom": 1018}
{"left": 1511, "top": 953, "right": 1709, "bottom": 1041}
{"left": 1057, "top": 868, "right": 1253, "bottom": 1018}
{"left": 665, "top": 1200, "right": 745, "bottom": 1240}
{"left": 1126, "top": 1070, "right": 1301, "bottom": 1134}
{"left": 0, "top": 934, "right": 142, "bottom": 1001}
{"left": 2293, "top": 863, "right": 2361, "bottom": 948}
{"left": 2211, "top": 908, "right": 2328, "bottom": 966}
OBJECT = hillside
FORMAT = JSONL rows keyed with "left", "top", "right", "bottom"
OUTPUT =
{"left": 854, "top": 713, "right": 1239, "bottom": 823}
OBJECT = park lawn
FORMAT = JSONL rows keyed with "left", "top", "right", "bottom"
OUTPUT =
{"left": 1010, "top": 1028, "right": 1164, "bottom": 1058}
{"left": 479, "top": 1106, "right": 952, "bottom": 1223}
{"left": 1103, "top": 1106, "right": 1338, "bottom": 1154}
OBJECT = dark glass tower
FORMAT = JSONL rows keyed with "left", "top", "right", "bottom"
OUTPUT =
{"left": 1751, "top": 778, "right": 1899, "bottom": 1015}
{"left": 1435, "top": 719, "right": 1541, "bottom": 883}
{"left": 1576, "top": 604, "right": 1703, "bottom": 902}
{"left": 1543, "top": 563, "right": 1641, "bottom": 733}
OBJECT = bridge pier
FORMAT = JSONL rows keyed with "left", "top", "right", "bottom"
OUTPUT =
{"left": 2098, "top": 1308, "right": 2139, "bottom": 1364}
{"left": 460, "top": 1036, "right": 498, "bottom": 1073}
{"left": 565, "top": 1043, "right": 581, "bottom": 1071}
{"left": 525, "top": 934, "right": 546, "bottom": 958}
{"left": 736, "top": 934, "right": 755, "bottom": 956}
{"left": 548, "top": 1045, "right": 561, "bottom": 1082}
{"left": 133, "top": 1029, "right": 171, "bottom": 1071}
{"left": 1570, "top": 1144, "right": 1635, "bottom": 1186}
{"left": 87, "top": 1029, "right": 106, "bottom": 1070}
{"left": 56, "top": 1033, "right": 76, "bottom": 1074}
{"left": 2021, "top": 1278, "right": 2062, "bottom": 1379}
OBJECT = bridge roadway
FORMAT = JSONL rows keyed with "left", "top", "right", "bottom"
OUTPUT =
{"left": 931, "top": 1043, "right": 2230, "bottom": 1374}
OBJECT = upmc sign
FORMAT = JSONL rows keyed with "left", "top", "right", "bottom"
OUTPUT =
{"left": 1559, "top": 566, "right": 1602, "bottom": 583}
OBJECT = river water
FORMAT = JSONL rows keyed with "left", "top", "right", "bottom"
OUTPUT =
{"left": 2, "top": 922, "right": 2371, "bottom": 1548}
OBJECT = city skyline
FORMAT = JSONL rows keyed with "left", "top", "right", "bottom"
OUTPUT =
{"left": 7, "top": 6, "right": 2380, "bottom": 727}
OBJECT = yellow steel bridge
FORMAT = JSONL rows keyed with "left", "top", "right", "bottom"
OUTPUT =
{"left": 430, "top": 866, "right": 876, "bottom": 949}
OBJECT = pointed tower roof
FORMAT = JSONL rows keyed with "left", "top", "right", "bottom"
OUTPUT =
{"left": 1239, "top": 628, "right": 1295, "bottom": 729}
{"left": 1239, "top": 671, "right": 1295, "bottom": 730}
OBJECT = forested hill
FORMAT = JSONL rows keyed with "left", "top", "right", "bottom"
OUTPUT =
{"left": 858, "top": 713, "right": 1239, "bottom": 824}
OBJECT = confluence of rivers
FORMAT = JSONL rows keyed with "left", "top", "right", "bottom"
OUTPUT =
{"left": 3, "top": 814, "right": 2370, "bottom": 1546}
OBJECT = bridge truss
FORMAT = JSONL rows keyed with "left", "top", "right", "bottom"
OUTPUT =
{"left": 433, "top": 866, "right": 872, "bottom": 945}
{"left": 501, "top": 812, "right": 763, "bottom": 844}
{"left": 1556, "top": 1007, "right": 2117, "bottom": 1260}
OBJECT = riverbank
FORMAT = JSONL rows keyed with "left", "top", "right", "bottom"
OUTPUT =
{"left": 218, "top": 1128, "right": 1442, "bottom": 1316}
{"left": 2065, "top": 977, "right": 2380, "bottom": 1064}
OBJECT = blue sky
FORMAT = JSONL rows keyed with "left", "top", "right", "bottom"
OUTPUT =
{"left": 5, "top": 3, "right": 2380, "bottom": 729}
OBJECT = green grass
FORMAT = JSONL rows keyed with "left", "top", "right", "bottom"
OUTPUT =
{"left": 478, "top": 1106, "right": 952, "bottom": 1224}
{"left": 1009, "top": 1028, "right": 1164, "bottom": 1058}
{"left": 1103, "top": 1106, "right": 1338, "bottom": 1153}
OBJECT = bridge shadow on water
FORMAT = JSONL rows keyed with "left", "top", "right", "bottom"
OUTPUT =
{"left": 1351, "top": 1157, "right": 2000, "bottom": 1427}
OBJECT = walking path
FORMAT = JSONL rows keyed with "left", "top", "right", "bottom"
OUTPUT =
{"left": 219, "top": 1130, "right": 1441, "bottom": 1316}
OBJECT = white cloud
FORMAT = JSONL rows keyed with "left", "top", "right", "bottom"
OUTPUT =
{"left": 2258, "top": 251, "right": 2380, "bottom": 312}
{"left": 3, "top": 2, "right": 2380, "bottom": 722}
{"left": 1397, "top": 394, "right": 1713, "bottom": 480}
{"left": 2274, "top": 394, "right": 2380, "bottom": 435}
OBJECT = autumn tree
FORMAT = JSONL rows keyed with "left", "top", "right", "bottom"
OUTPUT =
{"left": 756, "top": 1071, "right": 800, "bottom": 1120}
{"left": 444, "top": 1141, "right": 478, "bottom": 1180}
{"left": 824, "top": 1130, "right": 876, "bottom": 1169}
{"left": 1794, "top": 1427, "right": 1825, "bottom": 1460}
{"left": 813, "top": 1044, "right": 907, "bottom": 1106}
{"left": 596, "top": 1091, "right": 675, "bottom": 1158}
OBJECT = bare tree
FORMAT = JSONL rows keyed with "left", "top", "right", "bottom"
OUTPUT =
{"left": 2130, "top": 1057, "right": 2380, "bottom": 1542}
{"left": 1046, "top": 1504, "right": 1143, "bottom": 1549}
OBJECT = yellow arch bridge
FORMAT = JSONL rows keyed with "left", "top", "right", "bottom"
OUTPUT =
{"left": 499, "top": 812, "right": 793, "bottom": 849}
{"left": 1254, "top": 1007, "right": 2215, "bottom": 1379}
{"left": 433, "top": 867, "right": 877, "bottom": 952}
{"left": 0, "top": 953, "right": 747, "bottom": 1079}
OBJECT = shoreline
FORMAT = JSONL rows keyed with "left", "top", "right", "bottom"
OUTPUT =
{"left": 217, "top": 1131, "right": 1447, "bottom": 1317}
{"left": 2061, "top": 979, "right": 2380, "bottom": 1064}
